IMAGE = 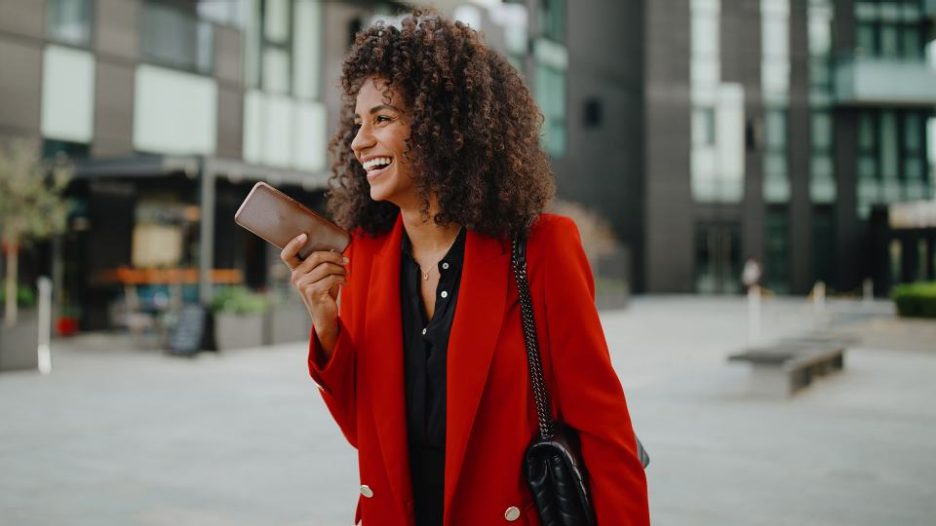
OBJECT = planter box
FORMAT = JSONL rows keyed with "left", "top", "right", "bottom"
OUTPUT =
{"left": 266, "top": 304, "right": 312, "bottom": 345}
{"left": 214, "top": 312, "right": 265, "bottom": 351}
{"left": 0, "top": 310, "right": 39, "bottom": 372}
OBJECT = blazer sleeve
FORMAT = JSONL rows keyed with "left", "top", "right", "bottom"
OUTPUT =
{"left": 308, "top": 238, "right": 359, "bottom": 448}
{"left": 539, "top": 217, "right": 650, "bottom": 525}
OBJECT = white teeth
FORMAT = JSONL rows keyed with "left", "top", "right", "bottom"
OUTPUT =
{"left": 362, "top": 157, "right": 392, "bottom": 171}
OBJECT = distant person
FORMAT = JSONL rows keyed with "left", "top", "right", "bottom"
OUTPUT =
{"left": 742, "top": 257, "right": 762, "bottom": 293}
{"left": 281, "top": 10, "right": 648, "bottom": 526}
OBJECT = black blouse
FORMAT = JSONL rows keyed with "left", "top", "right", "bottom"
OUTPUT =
{"left": 400, "top": 227, "right": 466, "bottom": 526}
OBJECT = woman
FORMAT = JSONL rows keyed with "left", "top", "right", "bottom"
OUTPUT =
{"left": 281, "top": 10, "right": 649, "bottom": 526}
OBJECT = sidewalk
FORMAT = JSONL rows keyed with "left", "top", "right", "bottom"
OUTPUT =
{"left": 0, "top": 296, "right": 933, "bottom": 525}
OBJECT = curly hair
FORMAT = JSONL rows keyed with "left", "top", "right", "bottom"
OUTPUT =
{"left": 326, "top": 8, "right": 555, "bottom": 239}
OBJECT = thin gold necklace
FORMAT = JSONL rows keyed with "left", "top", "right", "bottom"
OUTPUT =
{"left": 415, "top": 228, "right": 462, "bottom": 281}
{"left": 418, "top": 265, "right": 434, "bottom": 281}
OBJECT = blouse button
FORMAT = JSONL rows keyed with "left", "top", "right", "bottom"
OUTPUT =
{"left": 504, "top": 506, "right": 520, "bottom": 521}
{"left": 441, "top": 262, "right": 450, "bottom": 270}
{"left": 440, "top": 291, "right": 448, "bottom": 299}
{"left": 421, "top": 328, "right": 427, "bottom": 335}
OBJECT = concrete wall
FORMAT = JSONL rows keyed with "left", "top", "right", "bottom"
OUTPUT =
{"left": 643, "top": 0, "right": 694, "bottom": 292}
{"left": 0, "top": 0, "right": 44, "bottom": 139}
{"left": 554, "top": 0, "right": 646, "bottom": 289}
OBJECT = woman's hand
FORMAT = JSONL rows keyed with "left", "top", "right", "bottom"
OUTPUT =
{"left": 280, "top": 233, "right": 348, "bottom": 357}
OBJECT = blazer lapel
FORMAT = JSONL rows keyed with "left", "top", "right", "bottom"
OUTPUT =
{"left": 362, "top": 215, "right": 413, "bottom": 515}
{"left": 444, "top": 231, "right": 510, "bottom": 515}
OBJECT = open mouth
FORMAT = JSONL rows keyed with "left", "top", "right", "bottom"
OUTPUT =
{"left": 362, "top": 156, "right": 393, "bottom": 180}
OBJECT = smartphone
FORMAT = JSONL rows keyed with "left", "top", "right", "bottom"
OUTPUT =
{"left": 234, "top": 182, "right": 350, "bottom": 259}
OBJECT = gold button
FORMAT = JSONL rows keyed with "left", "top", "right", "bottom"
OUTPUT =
{"left": 504, "top": 506, "right": 520, "bottom": 521}
{"left": 360, "top": 485, "right": 374, "bottom": 498}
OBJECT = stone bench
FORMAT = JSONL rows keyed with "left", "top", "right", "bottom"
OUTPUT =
{"left": 728, "top": 342, "right": 846, "bottom": 397}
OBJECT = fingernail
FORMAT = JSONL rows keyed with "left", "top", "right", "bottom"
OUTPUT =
{"left": 299, "top": 233, "right": 308, "bottom": 241}
{"left": 343, "top": 257, "right": 350, "bottom": 264}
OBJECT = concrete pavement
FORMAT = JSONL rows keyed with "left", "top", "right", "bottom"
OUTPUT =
{"left": 0, "top": 296, "right": 934, "bottom": 525}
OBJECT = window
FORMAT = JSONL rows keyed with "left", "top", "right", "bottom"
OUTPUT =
{"left": 46, "top": 0, "right": 93, "bottom": 46}
{"left": 764, "top": 208, "right": 791, "bottom": 294}
{"left": 536, "top": 64, "right": 566, "bottom": 158}
{"left": 812, "top": 206, "right": 835, "bottom": 284}
{"left": 812, "top": 112, "right": 832, "bottom": 150}
{"left": 761, "top": 0, "right": 790, "bottom": 100}
{"left": 141, "top": 2, "right": 214, "bottom": 74}
{"left": 853, "top": 1, "right": 927, "bottom": 59}
{"left": 763, "top": 107, "right": 789, "bottom": 202}
{"left": 693, "top": 107, "right": 716, "bottom": 146}
{"left": 42, "top": 139, "right": 90, "bottom": 160}
{"left": 856, "top": 109, "right": 933, "bottom": 217}
{"left": 691, "top": 0, "right": 720, "bottom": 88}
{"left": 809, "top": 0, "right": 835, "bottom": 203}
{"left": 539, "top": 0, "right": 566, "bottom": 44}
{"left": 248, "top": 0, "right": 321, "bottom": 99}
{"left": 764, "top": 109, "right": 787, "bottom": 149}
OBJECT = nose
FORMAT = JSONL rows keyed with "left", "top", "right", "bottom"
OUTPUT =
{"left": 350, "top": 122, "right": 374, "bottom": 158}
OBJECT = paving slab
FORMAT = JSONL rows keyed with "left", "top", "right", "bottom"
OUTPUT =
{"left": 0, "top": 296, "right": 933, "bottom": 525}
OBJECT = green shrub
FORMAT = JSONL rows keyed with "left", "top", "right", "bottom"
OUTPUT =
{"left": 892, "top": 282, "right": 936, "bottom": 319}
{"left": 211, "top": 286, "right": 269, "bottom": 315}
{"left": 0, "top": 285, "right": 36, "bottom": 308}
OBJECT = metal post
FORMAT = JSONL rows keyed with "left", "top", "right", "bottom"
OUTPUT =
{"left": 813, "top": 280, "right": 827, "bottom": 327}
{"left": 37, "top": 276, "right": 52, "bottom": 375}
{"left": 198, "top": 159, "right": 216, "bottom": 305}
{"left": 747, "top": 285, "right": 762, "bottom": 344}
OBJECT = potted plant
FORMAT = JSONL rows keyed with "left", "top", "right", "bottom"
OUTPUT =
{"left": 0, "top": 140, "right": 71, "bottom": 371}
{"left": 56, "top": 304, "right": 81, "bottom": 337}
{"left": 210, "top": 285, "right": 270, "bottom": 350}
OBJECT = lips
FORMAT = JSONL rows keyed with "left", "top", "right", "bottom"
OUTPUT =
{"left": 361, "top": 156, "right": 393, "bottom": 182}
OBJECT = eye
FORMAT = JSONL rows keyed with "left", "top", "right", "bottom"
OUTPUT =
{"left": 375, "top": 115, "right": 392, "bottom": 124}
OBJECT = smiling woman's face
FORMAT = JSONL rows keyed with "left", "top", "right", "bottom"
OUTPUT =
{"left": 351, "top": 77, "right": 417, "bottom": 208}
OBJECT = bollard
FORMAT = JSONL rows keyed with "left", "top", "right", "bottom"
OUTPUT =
{"left": 37, "top": 276, "right": 52, "bottom": 375}
{"left": 813, "top": 280, "right": 826, "bottom": 310}
{"left": 863, "top": 278, "right": 873, "bottom": 308}
{"left": 747, "top": 285, "right": 762, "bottom": 344}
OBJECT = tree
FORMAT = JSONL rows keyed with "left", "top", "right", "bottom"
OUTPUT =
{"left": 0, "top": 140, "right": 71, "bottom": 326}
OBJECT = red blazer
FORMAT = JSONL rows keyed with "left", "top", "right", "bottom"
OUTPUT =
{"left": 308, "top": 213, "right": 649, "bottom": 525}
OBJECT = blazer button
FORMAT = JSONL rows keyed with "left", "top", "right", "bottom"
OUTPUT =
{"left": 504, "top": 506, "right": 520, "bottom": 521}
{"left": 360, "top": 485, "right": 374, "bottom": 498}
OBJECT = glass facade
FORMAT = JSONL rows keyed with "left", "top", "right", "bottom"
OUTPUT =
{"left": 534, "top": 0, "right": 567, "bottom": 158}
{"left": 46, "top": 0, "right": 93, "bottom": 47}
{"left": 244, "top": 0, "right": 321, "bottom": 99}
{"left": 141, "top": 2, "right": 214, "bottom": 74}
{"left": 764, "top": 207, "right": 791, "bottom": 294}
{"left": 856, "top": 109, "right": 934, "bottom": 218}
{"left": 808, "top": 0, "right": 836, "bottom": 203}
{"left": 761, "top": 0, "right": 790, "bottom": 204}
{"left": 855, "top": 0, "right": 926, "bottom": 60}
{"left": 695, "top": 224, "right": 741, "bottom": 294}
{"left": 242, "top": 0, "right": 326, "bottom": 171}
{"left": 535, "top": 61, "right": 566, "bottom": 158}
{"left": 691, "top": 0, "right": 745, "bottom": 204}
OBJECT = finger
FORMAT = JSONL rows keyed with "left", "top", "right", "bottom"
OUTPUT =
{"left": 292, "top": 261, "right": 347, "bottom": 286}
{"left": 299, "top": 274, "right": 345, "bottom": 301}
{"left": 293, "top": 250, "right": 348, "bottom": 275}
{"left": 295, "top": 268, "right": 347, "bottom": 290}
{"left": 280, "top": 233, "right": 308, "bottom": 269}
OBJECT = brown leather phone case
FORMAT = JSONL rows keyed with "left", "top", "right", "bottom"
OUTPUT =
{"left": 234, "top": 182, "right": 350, "bottom": 259}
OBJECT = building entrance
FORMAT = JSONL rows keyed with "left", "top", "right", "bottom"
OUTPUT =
{"left": 695, "top": 223, "right": 742, "bottom": 294}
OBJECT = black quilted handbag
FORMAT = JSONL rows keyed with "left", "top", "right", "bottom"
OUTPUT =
{"left": 511, "top": 237, "right": 649, "bottom": 526}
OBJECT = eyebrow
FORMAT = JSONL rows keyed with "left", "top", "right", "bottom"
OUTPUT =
{"left": 353, "top": 104, "right": 400, "bottom": 120}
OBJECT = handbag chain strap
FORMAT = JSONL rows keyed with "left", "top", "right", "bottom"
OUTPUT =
{"left": 511, "top": 237, "right": 555, "bottom": 441}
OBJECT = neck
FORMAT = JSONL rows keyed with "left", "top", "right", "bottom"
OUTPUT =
{"left": 399, "top": 199, "right": 462, "bottom": 256}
